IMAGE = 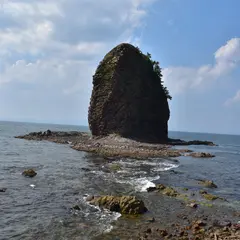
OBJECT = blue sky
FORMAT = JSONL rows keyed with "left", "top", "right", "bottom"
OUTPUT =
{"left": 0, "top": 0, "right": 240, "bottom": 134}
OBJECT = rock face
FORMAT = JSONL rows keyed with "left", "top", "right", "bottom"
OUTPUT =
{"left": 88, "top": 43, "right": 170, "bottom": 142}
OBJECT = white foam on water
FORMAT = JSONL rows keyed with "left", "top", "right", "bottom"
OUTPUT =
{"left": 101, "top": 211, "right": 121, "bottom": 233}
{"left": 152, "top": 162, "right": 179, "bottom": 172}
{"left": 134, "top": 176, "right": 160, "bottom": 192}
{"left": 119, "top": 159, "right": 178, "bottom": 168}
{"left": 117, "top": 176, "right": 160, "bottom": 192}
{"left": 97, "top": 210, "right": 121, "bottom": 234}
{"left": 103, "top": 225, "right": 113, "bottom": 233}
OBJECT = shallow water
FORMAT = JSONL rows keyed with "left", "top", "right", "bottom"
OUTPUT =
{"left": 0, "top": 121, "right": 239, "bottom": 240}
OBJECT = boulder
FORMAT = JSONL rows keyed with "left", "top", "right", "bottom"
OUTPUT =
{"left": 88, "top": 43, "right": 170, "bottom": 143}
{"left": 0, "top": 188, "right": 7, "bottom": 192}
{"left": 198, "top": 180, "right": 218, "bottom": 188}
{"left": 88, "top": 195, "right": 147, "bottom": 215}
{"left": 22, "top": 169, "right": 37, "bottom": 178}
{"left": 189, "top": 152, "right": 215, "bottom": 158}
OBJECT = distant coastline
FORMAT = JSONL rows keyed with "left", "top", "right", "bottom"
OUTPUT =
{"left": 1, "top": 119, "right": 239, "bottom": 136}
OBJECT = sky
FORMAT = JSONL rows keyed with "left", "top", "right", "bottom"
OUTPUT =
{"left": 0, "top": 0, "right": 240, "bottom": 134}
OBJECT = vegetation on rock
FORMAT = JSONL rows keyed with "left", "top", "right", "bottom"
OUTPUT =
{"left": 147, "top": 184, "right": 180, "bottom": 197}
{"left": 199, "top": 190, "right": 219, "bottom": 201}
{"left": 88, "top": 195, "right": 147, "bottom": 215}
{"left": 136, "top": 47, "right": 172, "bottom": 100}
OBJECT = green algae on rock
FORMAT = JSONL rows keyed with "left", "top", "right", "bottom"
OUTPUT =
{"left": 109, "top": 163, "right": 122, "bottom": 172}
{"left": 199, "top": 190, "right": 219, "bottom": 201}
{"left": 147, "top": 184, "right": 180, "bottom": 197}
{"left": 88, "top": 43, "right": 171, "bottom": 143}
{"left": 198, "top": 180, "right": 218, "bottom": 188}
{"left": 22, "top": 169, "right": 37, "bottom": 178}
{"left": 88, "top": 195, "right": 147, "bottom": 215}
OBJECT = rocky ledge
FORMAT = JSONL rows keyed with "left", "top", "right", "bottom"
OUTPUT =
{"left": 15, "top": 130, "right": 216, "bottom": 159}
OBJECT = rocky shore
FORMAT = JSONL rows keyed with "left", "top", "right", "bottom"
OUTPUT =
{"left": 15, "top": 130, "right": 240, "bottom": 240}
{"left": 15, "top": 130, "right": 216, "bottom": 160}
{"left": 91, "top": 186, "right": 240, "bottom": 240}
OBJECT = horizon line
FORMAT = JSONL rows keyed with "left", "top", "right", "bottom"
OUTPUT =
{"left": 0, "top": 119, "right": 239, "bottom": 136}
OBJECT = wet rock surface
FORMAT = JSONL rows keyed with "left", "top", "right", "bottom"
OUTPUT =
{"left": 87, "top": 195, "right": 147, "bottom": 215}
{"left": 147, "top": 184, "right": 180, "bottom": 197}
{"left": 188, "top": 152, "right": 215, "bottom": 158}
{"left": 197, "top": 180, "right": 218, "bottom": 188}
{"left": 22, "top": 169, "right": 37, "bottom": 178}
{"left": 169, "top": 139, "right": 216, "bottom": 146}
{"left": 15, "top": 131, "right": 216, "bottom": 159}
{"left": 93, "top": 192, "right": 240, "bottom": 240}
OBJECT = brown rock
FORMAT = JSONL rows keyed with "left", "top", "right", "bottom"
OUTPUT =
{"left": 22, "top": 169, "right": 37, "bottom": 178}
{"left": 198, "top": 180, "right": 218, "bottom": 188}
{"left": 189, "top": 152, "right": 215, "bottom": 158}
{"left": 88, "top": 195, "right": 147, "bottom": 215}
{"left": 88, "top": 43, "right": 171, "bottom": 143}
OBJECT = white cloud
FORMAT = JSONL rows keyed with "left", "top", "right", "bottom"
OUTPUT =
{"left": 0, "top": 0, "right": 155, "bottom": 124}
{"left": 224, "top": 90, "right": 240, "bottom": 106}
{"left": 163, "top": 38, "right": 240, "bottom": 95}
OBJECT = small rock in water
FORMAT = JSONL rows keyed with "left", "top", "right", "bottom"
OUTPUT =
{"left": 88, "top": 195, "right": 147, "bottom": 215}
{"left": 189, "top": 152, "right": 215, "bottom": 158}
{"left": 187, "top": 203, "right": 198, "bottom": 208}
{"left": 198, "top": 179, "right": 218, "bottom": 188}
{"left": 81, "top": 168, "right": 91, "bottom": 172}
{"left": 147, "top": 187, "right": 157, "bottom": 192}
{"left": 0, "top": 188, "right": 7, "bottom": 192}
{"left": 72, "top": 205, "right": 81, "bottom": 211}
{"left": 22, "top": 169, "right": 37, "bottom": 178}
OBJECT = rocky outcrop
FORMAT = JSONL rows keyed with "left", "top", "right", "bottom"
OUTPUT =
{"left": 88, "top": 43, "right": 170, "bottom": 143}
{"left": 199, "top": 190, "right": 219, "bottom": 201}
{"left": 22, "top": 169, "right": 37, "bottom": 178}
{"left": 147, "top": 184, "right": 180, "bottom": 197}
{"left": 198, "top": 180, "right": 218, "bottom": 188}
{"left": 16, "top": 131, "right": 217, "bottom": 159}
{"left": 169, "top": 139, "right": 216, "bottom": 146}
{"left": 189, "top": 152, "right": 215, "bottom": 158}
{"left": 87, "top": 195, "right": 147, "bottom": 215}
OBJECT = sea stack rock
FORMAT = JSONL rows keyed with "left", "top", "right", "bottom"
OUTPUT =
{"left": 88, "top": 43, "right": 170, "bottom": 142}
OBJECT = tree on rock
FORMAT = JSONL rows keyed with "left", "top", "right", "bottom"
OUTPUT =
{"left": 88, "top": 43, "right": 171, "bottom": 143}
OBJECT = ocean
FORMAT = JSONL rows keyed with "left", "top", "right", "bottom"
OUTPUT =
{"left": 0, "top": 121, "right": 239, "bottom": 240}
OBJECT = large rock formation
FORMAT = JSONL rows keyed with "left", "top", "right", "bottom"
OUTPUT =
{"left": 88, "top": 43, "right": 170, "bottom": 142}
